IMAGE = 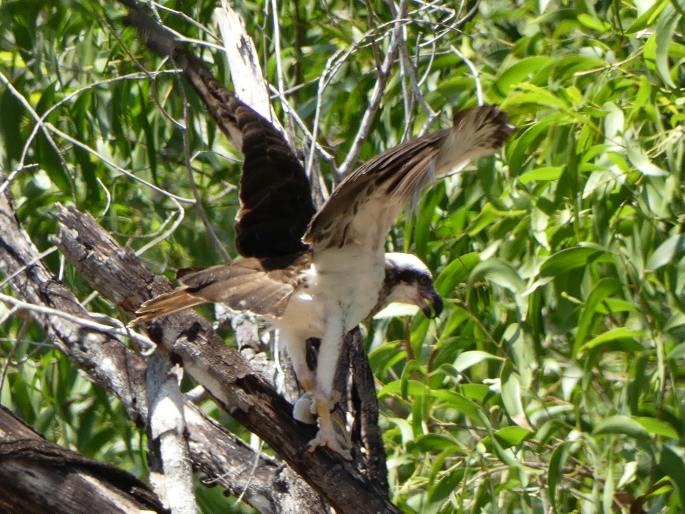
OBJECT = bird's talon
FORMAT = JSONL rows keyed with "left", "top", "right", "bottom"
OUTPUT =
{"left": 307, "top": 430, "right": 352, "bottom": 460}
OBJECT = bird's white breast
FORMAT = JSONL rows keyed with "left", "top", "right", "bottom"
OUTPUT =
{"left": 275, "top": 245, "right": 385, "bottom": 338}
{"left": 311, "top": 245, "right": 385, "bottom": 331}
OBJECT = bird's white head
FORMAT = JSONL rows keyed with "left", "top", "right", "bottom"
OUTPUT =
{"left": 380, "top": 252, "right": 443, "bottom": 318}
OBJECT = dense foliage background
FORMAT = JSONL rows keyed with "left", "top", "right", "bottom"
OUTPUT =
{"left": 1, "top": 0, "right": 684, "bottom": 512}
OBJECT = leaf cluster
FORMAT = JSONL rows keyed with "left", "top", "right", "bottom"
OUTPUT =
{"left": 1, "top": 0, "right": 684, "bottom": 512}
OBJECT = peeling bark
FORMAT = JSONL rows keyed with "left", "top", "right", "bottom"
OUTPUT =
{"left": 0, "top": 405, "right": 166, "bottom": 514}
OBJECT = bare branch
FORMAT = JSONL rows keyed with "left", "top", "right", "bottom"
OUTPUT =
{"left": 0, "top": 406, "right": 166, "bottom": 514}
{"left": 146, "top": 353, "right": 198, "bottom": 514}
{"left": 0, "top": 176, "right": 322, "bottom": 514}
{"left": 216, "top": 1, "right": 277, "bottom": 124}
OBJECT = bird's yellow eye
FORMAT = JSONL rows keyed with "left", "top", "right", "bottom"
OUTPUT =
{"left": 418, "top": 275, "right": 431, "bottom": 287}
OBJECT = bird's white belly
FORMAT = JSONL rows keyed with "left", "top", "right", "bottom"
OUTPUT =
{"left": 274, "top": 246, "right": 384, "bottom": 338}
{"left": 276, "top": 290, "right": 325, "bottom": 338}
{"left": 312, "top": 246, "right": 385, "bottom": 330}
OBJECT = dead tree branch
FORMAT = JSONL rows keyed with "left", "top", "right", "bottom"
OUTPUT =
{"left": 0, "top": 176, "right": 323, "bottom": 514}
{"left": 0, "top": 405, "right": 166, "bottom": 514}
{"left": 146, "top": 352, "right": 197, "bottom": 513}
{"left": 109, "top": 2, "right": 394, "bottom": 509}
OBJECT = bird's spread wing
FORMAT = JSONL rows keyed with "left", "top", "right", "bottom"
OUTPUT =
{"left": 304, "top": 106, "right": 514, "bottom": 250}
{"left": 134, "top": 253, "right": 310, "bottom": 322}
{"left": 173, "top": 50, "right": 316, "bottom": 258}
{"left": 130, "top": 8, "right": 316, "bottom": 258}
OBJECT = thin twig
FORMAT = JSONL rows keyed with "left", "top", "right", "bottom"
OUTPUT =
{"left": 0, "top": 72, "right": 75, "bottom": 199}
{"left": 134, "top": 199, "right": 186, "bottom": 257}
{"left": 337, "top": 0, "right": 408, "bottom": 178}
{"left": 450, "top": 44, "right": 483, "bottom": 105}
{"left": 0, "top": 315, "right": 27, "bottom": 398}
{"left": 0, "top": 292, "right": 156, "bottom": 355}
{"left": 46, "top": 123, "right": 195, "bottom": 204}
{"left": 0, "top": 246, "right": 58, "bottom": 289}
{"left": 152, "top": 1, "right": 221, "bottom": 42}
{"left": 180, "top": 94, "right": 231, "bottom": 263}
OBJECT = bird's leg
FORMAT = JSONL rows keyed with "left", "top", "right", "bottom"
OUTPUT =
{"left": 307, "top": 308, "right": 352, "bottom": 459}
{"left": 282, "top": 332, "right": 318, "bottom": 424}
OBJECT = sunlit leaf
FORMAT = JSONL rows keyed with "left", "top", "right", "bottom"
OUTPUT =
{"left": 539, "top": 246, "right": 606, "bottom": 277}
{"left": 579, "top": 327, "right": 644, "bottom": 355}
{"left": 518, "top": 166, "right": 564, "bottom": 184}
{"left": 574, "top": 277, "right": 622, "bottom": 356}
{"left": 454, "top": 350, "right": 501, "bottom": 372}
{"left": 634, "top": 417, "right": 679, "bottom": 439}
{"left": 626, "top": 140, "right": 669, "bottom": 177}
{"left": 658, "top": 446, "right": 685, "bottom": 502}
{"left": 494, "top": 426, "right": 533, "bottom": 447}
{"left": 495, "top": 56, "right": 552, "bottom": 95}
{"left": 593, "top": 415, "right": 650, "bottom": 440}
{"left": 548, "top": 442, "right": 571, "bottom": 512}
{"left": 646, "top": 233, "right": 685, "bottom": 270}
{"left": 654, "top": 6, "right": 680, "bottom": 88}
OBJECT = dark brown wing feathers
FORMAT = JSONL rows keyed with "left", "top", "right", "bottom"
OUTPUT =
{"left": 234, "top": 105, "right": 315, "bottom": 257}
{"left": 129, "top": 20, "right": 314, "bottom": 259}
{"left": 127, "top": 9, "right": 514, "bottom": 322}
{"left": 134, "top": 253, "right": 310, "bottom": 323}
{"left": 304, "top": 106, "right": 514, "bottom": 248}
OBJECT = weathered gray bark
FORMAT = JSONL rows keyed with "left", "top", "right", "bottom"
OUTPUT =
{"left": 0, "top": 405, "right": 166, "bottom": 514}
{"left": 0, "top": 178, "right": 325, "bottom": 514}
{"left": 146, "top": 351, "right": 197, "bottom": 514}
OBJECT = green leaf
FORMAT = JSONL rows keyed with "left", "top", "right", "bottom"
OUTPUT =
{"left": 634, "top": 417, "right": 679, "bottom": 439}
{"left": 454, "top": 351, "right": 501, "bottom": 372}
{"left": 577, "top": 13, "right": 609, "bottom": 32}
{"left": 626, "top": 140, "right": 668, "bottom": 177}
{"left": 431, "top": 390, "right": 484, "bottom": 424}
{"left": 579, "top": 327, "right": 644, "bottom": 355}
{"left": 593, "top": 415, "right": 650, "bottom": 440}
{"left": 626, "top": 0, "right": 669, "bottom": 32}
{"left": 646, "top": 234, "right": 685, "bottom": 270}
{"left": 387, "top": 417, "right": 415, "bottom": 446}
{"left": 415, "top": 434, "right": 461, "bottom": 452}
{"left": 495, "top": 56, "right": 552, "bottom": 95}
{"left": 548, "top": 442, "right": 571, "bottom": 512}
{"left": 429, "top": 468, "right": 463, "bottom": 503}
{"left": 470, "top": 259, "right": 525, "bottom": 294}
{"left": 667, "top": 342, "right": 685, "bottom": 360}
{"left": 503, "top": 84, "right": 568, "bottom": 109}
{"left": 518, "top": 166, "right": 564, "bottom": 184}
{"left": 494, "top": 426, "right": 532, "bottom": 447}
{"left": 501, "top": 366, "right": 525, "bottom": 422}
{"left": 459, "top": 384, "right": 490, "bottom": 402}
{"left": 378, "top": 378, "right": 427, "bottom": 400}
{"left": 659, "top": 446, "right": 685, "bottom": 502}
{"left": 539, "top": 246, "right": 605, "bottom": 277}
{"left": 574, "top": 277, "right": 622, "bottom": 356}
{"left": 400, "top": 361, "right": 423, "bottom": 399}
{"left": 654, "top": 6, "right": 680, "bottom": 88}
{"left": 435, "top": 252, "right": 480, "bottom": 296}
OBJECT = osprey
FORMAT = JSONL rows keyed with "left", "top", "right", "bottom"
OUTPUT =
{"left": 133, "top": 45, "right": 514, "bottom": 456}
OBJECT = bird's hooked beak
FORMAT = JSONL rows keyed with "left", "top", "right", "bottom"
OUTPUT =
{"left": 419, "top": 287, "right": 443, "bottom": 318}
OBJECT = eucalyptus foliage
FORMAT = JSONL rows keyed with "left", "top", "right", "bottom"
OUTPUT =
{"left": 1, "top": 0, "right": 684, "bottom": 512}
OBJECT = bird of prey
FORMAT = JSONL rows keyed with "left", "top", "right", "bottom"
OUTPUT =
{"left": 130, "top": 20, "right": 514, "bottom": 456}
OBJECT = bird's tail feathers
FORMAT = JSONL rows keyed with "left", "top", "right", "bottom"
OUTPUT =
{"left": 435, "top": 105, "right": 515, "bottom": 178}
{"left": 131, "top": 289, "right": 206, "bottom": 325}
